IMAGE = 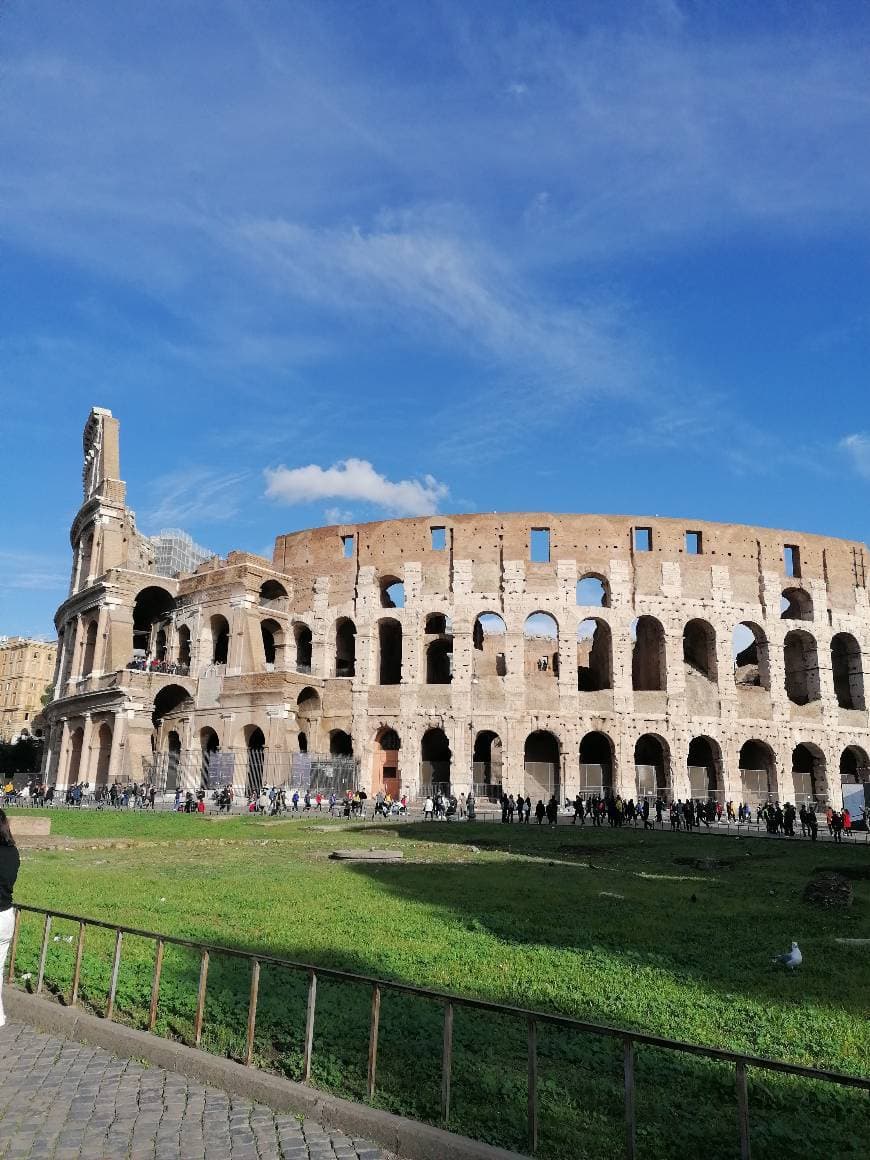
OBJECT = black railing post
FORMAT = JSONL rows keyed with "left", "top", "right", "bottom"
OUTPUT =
{"left": 527, "top": 1016, "right": 538, "bottom": 1155}
{"left": 303, "top": 970, "right": 317, "bottom": 1081}
{"left": 736, "top": 1060, "right": 751, "bottom": 1160}
{"left": 624, "top": 1037, "right": 637, "bottom": 1160}
{"left": 441, "top": 1001, "right": 454, "bottom": 1125}
{"left": 35, "top": 914, "right": 52, "bottom": 995}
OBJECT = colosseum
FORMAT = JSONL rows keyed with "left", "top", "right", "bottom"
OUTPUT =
{"left": 41, "top": 407, "right": 870, "bottom": 812}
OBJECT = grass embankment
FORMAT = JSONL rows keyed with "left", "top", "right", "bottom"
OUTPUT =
{"left": 8, "top": 810, "right": 869, "bottom": 1159}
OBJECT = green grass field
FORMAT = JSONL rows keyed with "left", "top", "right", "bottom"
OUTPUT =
{"left": 8, "top": 810, "right": 869, "bottom": 1158}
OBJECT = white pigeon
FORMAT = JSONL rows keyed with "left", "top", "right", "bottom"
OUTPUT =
{"left": 772, "top": 941, "right": 802, "bottom": 970}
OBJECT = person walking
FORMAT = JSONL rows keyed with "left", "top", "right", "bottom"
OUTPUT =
{"left": 0, "top": 809, "right": 21, "bottom": 1028}
{"left": 534, "top": 799, "right": 545, "bottom": 824}
{"left": 546, "top": 795, "right": 558, "bottom": 826}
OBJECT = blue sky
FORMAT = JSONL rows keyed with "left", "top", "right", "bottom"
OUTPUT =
{"left": 2, "top": 0, "right": 870, "bottom": 637}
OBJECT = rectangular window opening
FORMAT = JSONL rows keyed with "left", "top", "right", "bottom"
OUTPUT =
{"left": 430, "top": 526, "right": 446, "bottom": 551}
{"left": 530, "top": 528, "right": 550, "bottom": 563}
{"left": 634, "top": 527, "right": 652, "bottom": 553}
{"left": 685, "top": 530, "right": 702, "bottom": 555}
{"left": 341, "top": 534, "right": 354, "bottom": 559}
{"left": 784, "top": 544, "right": 801, "bottom": 578}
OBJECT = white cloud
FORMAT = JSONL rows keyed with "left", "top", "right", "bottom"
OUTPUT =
{"left": 841, "top": 434, "right": 870, "bottom": 479}
{"left": 264, "top": 459, "right": 449, "bottom": 516}
{"left": 324, "top": 507, "right": 355, "bottom": 525}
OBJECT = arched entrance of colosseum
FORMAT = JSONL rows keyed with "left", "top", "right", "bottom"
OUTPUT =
{"left": 738, "top": 740, "right": 777, "bottom": 806}
{"left": 524, "top": 730, "right": 561, "bottom": 803}
{"left": 374, "top": 727, "right": 401, "bottom": 798}
{"left": 210, "top": 614, "right": 230, "bottom": 665}
{"left": 791, "top": 743, "right": 827, "bottom": 806}
{"left": 687, "top": 736, "right": 722, "bottom": 802}
{"left": 576, "top": 574, "right": 609, "bottom": 608}
{"left": 260, "top": 619, "right": 285, "bottom": 669}
{"left": 840, "top": 745, "right": 870, "bottom": 784}
{"left": 473, "top": 731, "right": 503, "bottom": 801}
{"left": 259, "top": 579, "right": 288, "bottom": 612}
{"left": 783, "top": 630, "right": 821, "bottom": 705}
{"left": 733, "top": 622, "right": 770, "bottom": 689}
{"left": 94, "top": 722, "right": 113, "bottom": 788}
{"left": 378, "top": 618, "right": 402, "bottom": 685}
{"left": 576, "top": 619, "right": 612, "bottom": 691}
{"left": 524, "top": 614, "right": 559, "bottom": 684}
{"left": 176, "top": 624, "right": 191, "bottom": 669}
{"left": 472, "top": 613, "right": 507, "bottom": 681}
{"left": 296, "top": 687, "right": 321, "bottom": 752}
{"left": 683, "top": 620, "right": 718, "bottom": 714}
{"left": 244, "top": 726, "right": 266, "bottom": 798}
{"left": 578, "top": 732, "right": 614, "bottom": 797}
{"left": 634, "top": 734, "right": 670, "bottom": 801}
{"left": 421, "top": 728, "right": 451, "bottom": 796}
{"left": 67, "top": 726, "right": 84, "bottom": 785}
{"left": 81, "top": 618, "right": 99, "bottom": 678}
{"left": 335, "top": 618, "right": 356, "bottom": 678}
{"left": 200, "top": 727, "right": 220, "bottom": 789}
{"left": 632, "top": 617, "right": 666, "bottom": 691}
{"left": 293, "top": 622, "right": 313, "bottom": 672}
{"left": 133, "top": 586, "right": 175, "bottom": 661}
{"left": 165, "top": 730, "right": 181, "bottom": 792}
{"left": 831, "top": 633, "right": 865, "bottom": 710}
{"left": 329, "top": 729, "right": 353, "bottom": 756}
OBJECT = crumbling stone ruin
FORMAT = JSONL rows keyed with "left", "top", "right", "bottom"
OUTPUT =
{"left": 41, "top": 408, "right": 870, "bottom": 807}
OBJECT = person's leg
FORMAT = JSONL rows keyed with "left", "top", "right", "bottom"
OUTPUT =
{"left": 0, "top": 907, "right": 16, "bottom": 1026}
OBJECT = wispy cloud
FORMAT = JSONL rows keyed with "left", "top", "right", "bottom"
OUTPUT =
{"left": 143, "top": 467, "right": 251, "bottom": 528}
{"left": 0, "top": 551, "right": 68, "bottom": 592}
{"left": 265, "top": 459, "right": 449, "bottom": 516}
{"left": 841, "top": 433, "right": 870, "bottom": 480}
{"left": 324, "top": 507, "right": 355, "bottom": 525}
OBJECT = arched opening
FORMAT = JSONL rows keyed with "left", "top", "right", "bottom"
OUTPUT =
{"left": 261, "top": 618, "right": 284, "bottom": 668}
{"left": 94, "top": 723, "right": 112, "bottom": 787}
{"left": 840, "top": 745, "right": 870, "bottom": 783}
{"left": 152, "top": 683, "right": 194, "bottom": 729}
{"left": 421, "top": 728, "right": 451, "bottom": 795}
{"left": 381, "top": 576, "right": 405, "bottom": 609}
{"left": 67, "top": 726, "right": 84, "bottom": 784}
{"left": 425, "top": 613, "right": 450, "bottom": 634}
{"left": 245, "top": 725, "right": 266, "bottom": 798}
{"left": 781, "top": 588, "right": 813, "bottom": 622}
{"left": 81, "top": 619, "right": 98, "bottom": 677}
{"left": 792, "top": 743, "right": 827, "bottom": 806}
{"left": 297, "top": 687, "right": 320, "bottom": 714}
{"left": 298, "top": 732, "right": 308, "bottom": 753}
{"left": 296, "top": 687, "right": 320, "bottom": 752}
{"left": 154, "top": 629, "right": 167, "bottom": 663}
{"left": 783, "top": 630, "right": 821, "bottom": 704}
{"left": 293, "top": 622, "right": 313, "bottom": 672}
{"left": 472, "top": 612, "right": 507, "bottom": 678}
{"left": 200, "top": 727, "right": 220, "bottom": 789}
{"left": 473, "top": 730, "right": 503, "bottom": 800}
{"left": 259, "top": 579, "right": 288, "bottom": 611}
{"left": 687, "top": 736, "right": 722, "bottom": 801}
{"left": 375, "top": 727, "right": 401, "bottom": 797}
{"left": 635, "top": 734, "right": 670, "bottom": 800}
{"left": 165, "top": 729, "right": 181, "bottom": 792}
{"left": 739, "top": 739, "right": 777, "bottom": 805}
{"left": 579, "top": 731, "right": 614, "bottom": 796}
{"left": 831, "top": 633, "right": 865, "bottom": 710}
{"left": 79, "top": 531, "right": 94, "bottom": 586}
{"left": 335, "top": 618, "right": 356, "bottom": 678}
{"left": 683, "top": 619, "right": 717, "bottom": 682}
{"left": 175, "top": 624, "right": 191, "bottom": 668}
{"left": 524, "top": 612, "right": 559, "bottom": 683}
{"left": 632, "top": 616, "right": 666, "bottom": 691}
{"left": 426, "top": 638, "right": 453, "bottom": 684}
{"left": 210, "top": 614, "right": 230, "bottom": 665}
{"left": 576, "top": 575, "right": 610, "bottom": 608}
{"left": 576, "top": 619, "right": 612, "bottom": 691}
{"left": 329, "top": 729, "right": 353, "bottom": 756}
{"left": 524, "top": 730, "right": 561, "bottom": 802}
{"left": 378, "top": 618, "right": 402, "bottom": 685}
{"left": 733, "top": 622, "right": 770, "bottom": 689}
{"left": 133, "top": 586, "right": 175, "bottom": 659}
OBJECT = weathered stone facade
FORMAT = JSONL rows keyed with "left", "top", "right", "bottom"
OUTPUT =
{"left": 0, "top": 637, "right": 56, "bottom": 742}
{"left": 42, "top": 408, "right": 870, "bottom": 806}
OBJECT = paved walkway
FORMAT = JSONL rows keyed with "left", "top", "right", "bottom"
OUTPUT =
{"left": 0, "top": 1023, "right": 390, "bottom": 1160}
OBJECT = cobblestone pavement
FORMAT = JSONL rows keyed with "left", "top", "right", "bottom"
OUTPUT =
{"left": 0, "top": 1023, "right": 391, "bottom": 1160}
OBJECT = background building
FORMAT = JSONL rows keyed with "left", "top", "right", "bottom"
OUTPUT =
{"left": 0, "top": 636, "right": 57, "bottom": 741}
{"left": 40, "top": 408, "right": 870, "bottom": 809}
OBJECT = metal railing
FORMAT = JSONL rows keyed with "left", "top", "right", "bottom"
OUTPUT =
{"left": 6, "top": 902, "right": 868, "bottom": 1158}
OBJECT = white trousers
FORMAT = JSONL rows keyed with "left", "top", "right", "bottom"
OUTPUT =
{"left": 0, "top": 907, "right": 15, "bottom": 1027}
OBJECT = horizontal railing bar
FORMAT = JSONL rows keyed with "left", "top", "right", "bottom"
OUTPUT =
{"left": 11, "top": 902, "right": 870, "bottom": 1091}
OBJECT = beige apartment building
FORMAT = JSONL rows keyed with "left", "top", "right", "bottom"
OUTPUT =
{"left": 0, "top": 637, "right": 57, "bottom": 742}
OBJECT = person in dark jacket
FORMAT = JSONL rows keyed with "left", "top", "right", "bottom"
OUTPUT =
{"left": 0, "top": 809, "right": 21, "bottom": 1027}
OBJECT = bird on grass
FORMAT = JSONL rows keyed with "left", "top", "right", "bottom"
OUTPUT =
{"left": 772, "top": 941, "right": 802, "bottom": 970}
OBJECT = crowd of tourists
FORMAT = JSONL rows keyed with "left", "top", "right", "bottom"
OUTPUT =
{"left": 126, "top": 658, "right": 189, "bottom": 675}
{"left": 422, "top": 790, "right": 478, "bottom": 821}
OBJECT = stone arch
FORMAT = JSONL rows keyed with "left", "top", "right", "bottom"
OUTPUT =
{"left": 176, "top": 624, "right": 191, "bottom": 668}
{"left": 576, "top": 574, "right": 610, "bottom": 608}
{"left": 259, "top": 579, "right": 288, "bottom": 611}
{"left": 67, "top": 726, "right": 84, "bottom": 784}
{"left": 378, "top": 617, "right": 402, "bottom": 685}
{"left": 738, "top": 739, "right": 777, "bottom": 805}
{"left": 421, "top": 728, "right": 451, "bottom": 794}
{"left": 210, "top": 614, "right": 230, "bottom": 665}
{"left": 579, "top": 731, "right": 614, "bottom": 795}
{"left": 79, "top": 530, "right": 94, "bottom": 586}
{"left": 632, "top": 616, "right": 666, "bottom": 691}
{"left": 293, "top": 622, "right": 313, "bottom": 672}
{"left": 524, "top": 612, "right": 559, "bottom": 681}
{"left": 831, "top": 632, "right": 865, "bottom": 710}
{"left": 687, "top": 736, "right": 722, "bottom": 801}
{"left": 94, "top": 722, "right": 112, "bottom": 787}
{"left": 783, "top": 629, "right": 821, "bottom": 704}
{"left": 635, "top": 734, "right": 670, "bottom": 800}
{"left": 81, "top": 618, "right": 99, "bottom": 677}
{"left": 425, "top": 613, "right": 450, "bottom": 634}
{"left": 152, "top": 683, "right": 194, "bottom": 729}
{"left": 683, "top": 619, "right": 717, "bottom": 682}
{"left": 329, "top": 729, "right": 353, "bottom": 756}
{"left": 335, "top": 618, "right": 356, "bottom": 678}
{"left": 380, "top": 576, "right": 404, "bottom": 609}
{"left": 165, "top": 729, "right": 182, "bottom": 792}
{"left": 375, "top": 726, "right": 401, "bottom": 797}
{"left": 472, "top": 612, "right": 507, "bottom": 678}
{"left": 260, "top": 618, "right": 284, "bottom": 668}
{"left": 298, "top": 732, "right": 308, "bottom": 753}
{"left": 154, "top": 628, "right": 167, "bottom": 662}
{"left": 133, "top": 585, "right": 175, "bottom": 657}
{"left": 576, "top": 618, "right": 612, "bottom": 691}
{"left": 244, "top": 725, "right": 266, "bottom": 798}
{"left": 297, "top": 686, "right": 320, "bottom": 713}
{"left": 296, "top": 687, "right": 320, "bottom": 753}
{"left": 524, "top": 729, "right": 561, "bottom": 802}
{"left": 781, "top": 587, "right": 813, "bottom": 622}
{"left": 840, "top": 745, "right": 870, "bottom": 783}
{"left": 733, "top": 622, "right": 770, "bottom": 689}
{"left": 792, "top": 743, "right": 827, "bottom": 806}
{"left": 426, "top": 637, "right": 453, "bottom": 684}
{"left": 473, "top": 730, "right": 503, "bottom": 799}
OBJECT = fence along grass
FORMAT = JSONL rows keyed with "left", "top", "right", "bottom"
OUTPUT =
{"left": 6, "top": 903, "right": 868, "bottom": 1160}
